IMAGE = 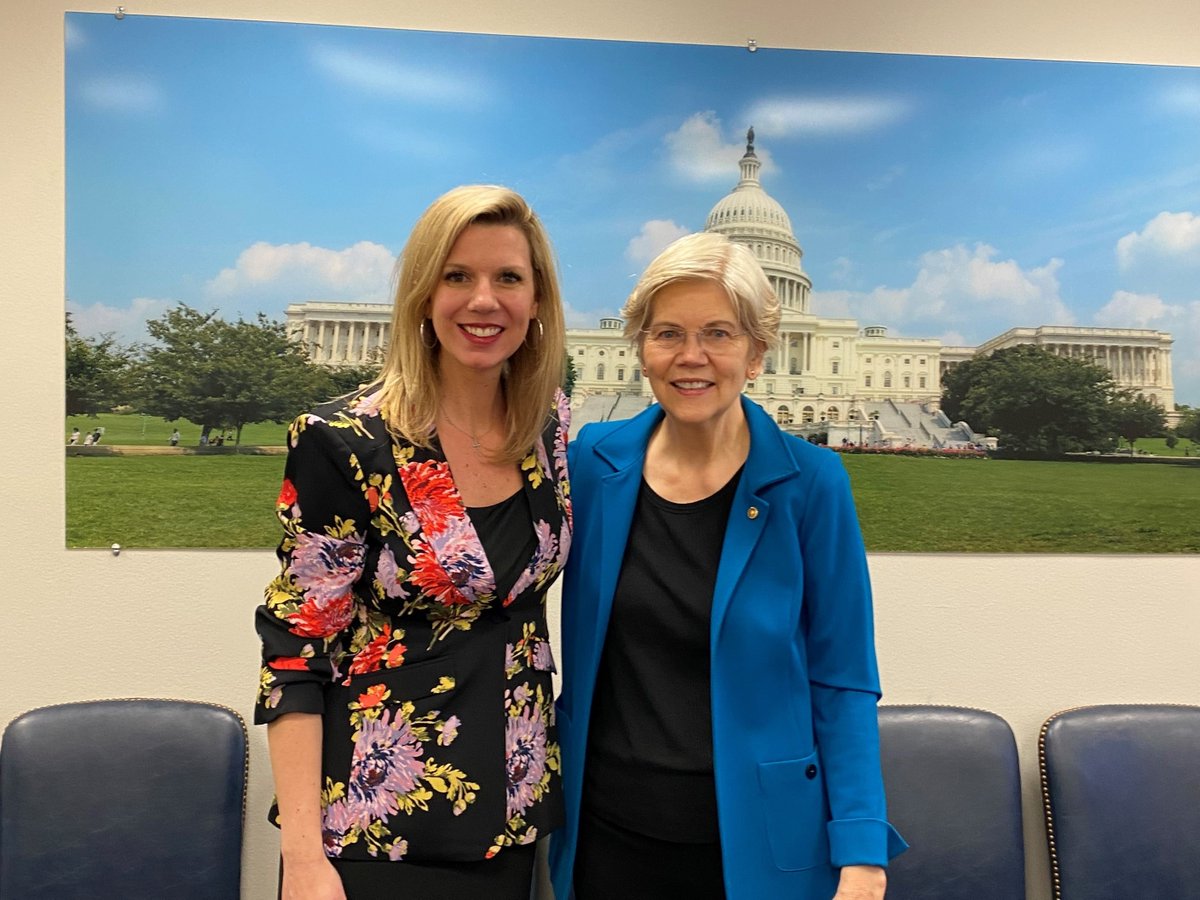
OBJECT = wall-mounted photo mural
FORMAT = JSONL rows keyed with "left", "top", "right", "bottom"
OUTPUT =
{"left": 65, "top": 12, "right": 1200, "bottom": 551}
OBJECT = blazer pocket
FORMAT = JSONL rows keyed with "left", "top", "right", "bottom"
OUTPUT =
{"left": 757, "top": 750, "right": 831, "bottom": 871}
{"left": 333, "top": 655, "right": 458, "bottom": 712}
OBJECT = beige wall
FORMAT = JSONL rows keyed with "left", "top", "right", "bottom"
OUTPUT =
{"left": 3, "top": 3, "right": 1198, "bottom": 898}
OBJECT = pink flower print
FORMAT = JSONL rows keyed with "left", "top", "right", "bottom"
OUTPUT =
{"left": 438, "top": 715, "right": 461, "bottom": 746}
{"left": 505, "top": 703, "right": 548, "bottom": 819}
{"left": 291, "top": 414, "right": 327, "bottom": 449}
{"left": 348, "top": 388, "right": 383, "bottom": 418}
{"left": 346, "top": 710, "right": 426, "bottom": 824}
{"left": 387, "top": 839, "right": 409, "bottom": 861}
{"left": 321, "top": 800, "right": 359, "bottom": 857}
{"left": 290, "top": 531, "right": 366, "bottom": 605}
{"left": 555, "top": 387, "right": 571, "bottom": 434}
{"left": 532, "top": 641, "right": 555, "bottom": 673}
{"left": 505, "top": 520, "right": 559, "bottom": 603}
{"left": 375, "top": 545, "right": 410, "bottom": 600}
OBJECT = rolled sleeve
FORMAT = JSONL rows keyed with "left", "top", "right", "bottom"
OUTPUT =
{"left": 800, "top": 453, "right": 907, "bottom": 865}
{"left": 253, "top": 415, "right": 372, "bottom": 725}
{"left": 828, "top": 817, "right": 909, "bottom": 868}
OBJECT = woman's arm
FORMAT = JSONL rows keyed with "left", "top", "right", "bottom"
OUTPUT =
{"left": 799, "top": 454, "right": 906, "bottom": 869}
{"left": 268, "top": 713, "right": 346, "bottom": 900}
{"left": 255, "top": 415, "right": 376, "bottom": 898}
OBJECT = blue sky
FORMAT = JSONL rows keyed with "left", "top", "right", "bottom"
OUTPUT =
{"left": 66, "top": 13, "right": 1200, "bottom": 404}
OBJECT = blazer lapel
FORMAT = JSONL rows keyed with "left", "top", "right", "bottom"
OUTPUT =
{"left": 710, "top": 396, "right": 799, "bottom": 640}
{"left": 587, "top": 406, "right": 663, "bottom": 663}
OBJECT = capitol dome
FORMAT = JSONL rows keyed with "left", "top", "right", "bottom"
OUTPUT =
{"left": 704, "top": 128, "right": 812, "bottom": 313}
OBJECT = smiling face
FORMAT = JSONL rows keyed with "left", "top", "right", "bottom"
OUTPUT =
{"left": 641, "top": 278, "right": 764, "bottom": 432}
{"left": 428, "top": 223, "right": 538, "bottom": 381}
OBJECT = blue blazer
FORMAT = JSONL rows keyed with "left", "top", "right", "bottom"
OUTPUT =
{"left": 550, "top": 396, "right": 906, "bottom": 899}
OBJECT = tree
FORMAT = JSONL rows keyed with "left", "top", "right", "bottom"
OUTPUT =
{"left": 136, "top": 305, "right": 327, "bottom": 444}
{"left": 563, "top": 352, "right": 577, "bottom": 397}
{"left": 319, "top": 348, "right": 385, "bottom": 399}
{"left": 1177, "top": 407, "right": 1200, "bottom": 451}
{"left": 1110, "top": 393, "right": 1165, "bottom": 451}
{"left": 941, "top": 345, "right": 1119, "bottom": 454}
{"left": 65, "top": 312, "right": 133, "bottom": 415}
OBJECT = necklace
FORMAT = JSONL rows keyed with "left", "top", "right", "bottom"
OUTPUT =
{"left": 440, "top": 409, "right": 498, "bottom": 451}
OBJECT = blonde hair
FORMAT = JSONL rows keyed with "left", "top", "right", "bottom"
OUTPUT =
{"left": 621, "top": 231, "right": 781, "bottom": 359}
{"left": 376, "top": 185, "right": 565, "bottom": 463}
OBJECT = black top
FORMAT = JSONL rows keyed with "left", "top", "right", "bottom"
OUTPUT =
{"left": 468, "top": 487, "right": 537, "bottom": 603}
{"left": 583, "top": 467, "right": 742, "bottom": 842}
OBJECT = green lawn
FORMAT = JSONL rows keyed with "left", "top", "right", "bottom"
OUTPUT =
{"left": 841, "top": 455, "right": 1199, "bottom": 553}
{"left": 65, "top": 451, "right": 1200, "bottom": 552}
{"left": 1128, "top": 436, "right": 1200, "bottom": 458}
{"left": 66, "top": 412, "right": 288, "bottom": 447}
{"left": 67, "top": 455, "right": 286, "bottom": 548}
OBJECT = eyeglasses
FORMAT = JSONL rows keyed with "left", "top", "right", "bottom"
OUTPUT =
{"left": 641, "top": 326, "right": 748, "bottom": 353}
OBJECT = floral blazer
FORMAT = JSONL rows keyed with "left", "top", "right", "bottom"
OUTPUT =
{"left": 254, "top": 386, "right": 571, "bottom": 864}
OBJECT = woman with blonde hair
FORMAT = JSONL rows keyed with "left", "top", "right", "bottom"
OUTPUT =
{"left": 255, "top": 185, "right": 572, "bottom": 900}
{"left": 552, "top": 232, "right": 905, "bottom": 899}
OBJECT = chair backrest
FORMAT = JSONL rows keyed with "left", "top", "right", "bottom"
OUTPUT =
{"left": 1039, "top": 704, "right": 1200, "bottom": 900}
{"left": 879, "top": 705, "right": 1026, "bottom": 900}
{"left": 0, "top": 698, "right": 247, "bottom": 900}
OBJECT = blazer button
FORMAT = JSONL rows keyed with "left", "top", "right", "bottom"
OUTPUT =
{"left": 805, "top": 764, "right": 818, "bottom": 779}
{"left": 747, "top": 506, "right": 759, "bottom": 519}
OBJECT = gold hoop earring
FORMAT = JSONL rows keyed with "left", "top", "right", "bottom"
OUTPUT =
{"left": 525, "top": 318, "right": 544, "bottom": 347}
{"left": 420, "top": 319, "right": 438, "bottom": 349}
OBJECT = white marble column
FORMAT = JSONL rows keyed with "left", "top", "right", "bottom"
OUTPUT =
{"left": 332, "top": 321, "right": 344, "bottom": 363}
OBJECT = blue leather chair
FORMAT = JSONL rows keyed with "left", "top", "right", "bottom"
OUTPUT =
{"left": 0, "top": 698, "right": 247, "bottom": 900}
{"left": 1039, "top": 703, "right": 1200, "bottom": 900}
{"left": 879, "top": 705, "right": 1026, "bottom": 899}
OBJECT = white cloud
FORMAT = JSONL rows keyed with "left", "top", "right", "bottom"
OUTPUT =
{"left": 309, "top": 44, "right": 485, "bottom": 104}
{"left": 664, "top": 112, "right": 775, "bottom": 183}
{"left": 809, "top": 289, "right": 853, "bottom": 318}
{"left": 910, "top": 243, "right": 1069, "bottom": 322}
{"left": 625, "top": 220, "right": 691, "bottom": 265}
{"left": 812, "top": 243, "right": 1071, "bottom": 337}
{"left": 828, "top": 256, "right": 855, "bottom": 284}
{"left": 68, "top": 297, "right": 174, "bottom": 342}
{"left": 939, "top": 330, "right": 969, "bottom": 346}
{"left": 205, "top": 240, "right": 395, "bottom": 302}
{"left": 746, "top": 95, "right": 910, "bottom": 138}
{"left": 1116, "top": 211, "right": 1200, "bottom": 271}
{"left": 79, "top": 75, "right": 164, "bottom": 114}
{"left": 1094, "top": 290, "right": 1184, "bottom": 328}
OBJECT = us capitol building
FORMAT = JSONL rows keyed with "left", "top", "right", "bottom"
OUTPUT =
{"left": 286, "top": 131, "right": 1175, "bottom": 445}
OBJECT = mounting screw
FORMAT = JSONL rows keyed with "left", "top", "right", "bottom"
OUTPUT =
{"left": 746, "top": 39, "right": 758, "bottom": 53}
{"left": 111, "top": 543, "right": 122, "bottom": 556}
{"left": 115, "top": 6, "right": 125, "bottom": 19}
